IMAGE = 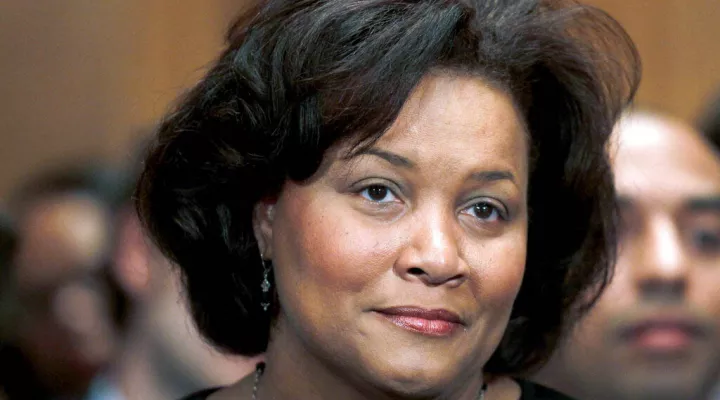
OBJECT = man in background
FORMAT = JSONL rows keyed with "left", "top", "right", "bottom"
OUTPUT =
{"left": 534, "top": 111, "right": 720, "bottom": 400}
{"left": 84, "top": 145, "right": 258, "bottom": 400}
{"left": 0, "top": 166, "right": 127, "bottom": 399}
{"left": 698, "top": 91, "right": 720, "bottom": 400}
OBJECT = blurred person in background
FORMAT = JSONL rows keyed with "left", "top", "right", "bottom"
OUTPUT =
{"left": 0, "top": 166, "right": 127, "bottom": 399}
{"left": 83, "top": 143, "right": 258, "bottom": 400}
{"left": 533, "top": 111, "right": 720, "bottom": 400}
{"left": 698, "top": 92, "right": 720, "bottom": 400}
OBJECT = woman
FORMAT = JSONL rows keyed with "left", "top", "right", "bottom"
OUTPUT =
{"left": 136, "top": 0, "right": 640, "bottom": 399}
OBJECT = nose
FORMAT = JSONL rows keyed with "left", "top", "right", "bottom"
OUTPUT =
{"left": 633, "top": 216, "right": 689, "bottom": 301}
{"left": 394, "top": 208, "right": 466, "bottom": 287}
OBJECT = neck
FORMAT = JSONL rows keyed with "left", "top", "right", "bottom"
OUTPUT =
{"left": 112, "top": 329, "right": 169, "bottom": 400}
{"left": 257, "top": 318, "right": 486, "bottom": 400}
{"left": 112, "top": 319, "right": 202, "bottom": 400}
{"left": 111, "top": 311, "right": 258, "bottom": 400}
{"left": 111, "top": 310, "right": 205, "bottom": 400}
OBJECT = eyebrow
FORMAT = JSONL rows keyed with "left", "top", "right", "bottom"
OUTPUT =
{"left": 470, "top": 170, "right": 516, "bottom": 184}
{"left": 686, "top": 196, "right": 720, "bottom": 212}
{"left": 356, "top": 148, "right": 517, "bottom": 183}
{"left": 616, "top": 195, "right": 720, "bottom": 213}
{"left": 357, "top": 148, "right": 415, "bottom": 168}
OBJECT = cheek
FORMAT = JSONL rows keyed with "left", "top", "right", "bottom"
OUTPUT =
{"left": 470, "top": 229, "right": 527, "bottom": 310}
{"left": 691, "top": 267, "right": 720, "bottom": 322}
{"left": 590, "top": 254, "right": 639, "bottom": 319}
{"left": 569, "top": 260, "right": 635, "bottom": 345}
{"left": 271, "top": 187, "right": 397, "bottom": 311}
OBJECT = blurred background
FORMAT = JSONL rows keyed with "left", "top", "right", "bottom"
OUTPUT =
{"left": 0, "top": 1, "right": 719, "bottom": 399}
{"left": 1, "top": 0, "right": 720, "bottom": 197}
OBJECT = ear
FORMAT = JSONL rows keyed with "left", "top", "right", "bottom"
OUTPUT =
{"left": 252, "top": 198, "right": 277, "bottom": 259}
{"left": 112, "top": 208, "right": 151, "bottom": 300}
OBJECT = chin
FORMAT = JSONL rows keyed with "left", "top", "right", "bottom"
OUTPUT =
{"left": 365, "top": 356, "right": 465, "bottom": 397}
{"left": 376, "top": 376, "right": 451, "bottom": 399}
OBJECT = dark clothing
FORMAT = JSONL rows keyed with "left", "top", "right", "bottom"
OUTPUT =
{"left": 516, "top": 379, "right": 575, "bottom": 399}
{"left": 180, "top": 387, "right": 221, "bottom": 400}
{"left": 180, "top": 379, "right": 574, "bottom": 400}
{"left": 0, "top": 343, "right": 53, "bottom": 400}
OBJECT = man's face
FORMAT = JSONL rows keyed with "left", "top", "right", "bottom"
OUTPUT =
{"left": 536, "top": 114, "right": 720, "bottom": 400}
{"left": 12, "top": 194, "right": 117, "bottom": 393}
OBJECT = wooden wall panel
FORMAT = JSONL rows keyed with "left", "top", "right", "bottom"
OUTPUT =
{"left": 586, "top": 0, "right": 720, "bottom": 121}
{"left": 0, "top": 0, "right": 247, "bottom": 198}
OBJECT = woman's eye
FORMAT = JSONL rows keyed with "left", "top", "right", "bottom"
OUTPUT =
{"left": 465, "top": 201, "right": 504, "bottom": 222}
{"left": 359, "top": 185, "right": 397, "bottom": 203}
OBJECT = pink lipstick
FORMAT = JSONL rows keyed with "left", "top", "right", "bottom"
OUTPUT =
{"left": 375, "top": 306, "right": 464, "bottom": 337}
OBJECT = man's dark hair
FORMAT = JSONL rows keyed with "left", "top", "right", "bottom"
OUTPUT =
{"left": 698, "top": 90, "right": 720, "bottom": 152}
{"left": 135, "top": 0, "right": 641, "bottom": 374}
{"left": 10, "top": 164, "right": 128, "bottom": 213}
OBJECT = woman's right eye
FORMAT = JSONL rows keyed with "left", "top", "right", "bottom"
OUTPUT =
{"left": 359, "top": 185, "right": 397, "bottom": 203}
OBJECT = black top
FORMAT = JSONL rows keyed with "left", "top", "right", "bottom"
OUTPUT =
{"left": 516, "top": 379, "right": 575, "bottom": 400}
{"left": 181, "top": 387, "right": 222, "bottom": 400}
{"left": 0, "top": 343, "right": 56, "bottom": 400}
{"left": 180, "top": 379, "right": 574, "bottom": 400}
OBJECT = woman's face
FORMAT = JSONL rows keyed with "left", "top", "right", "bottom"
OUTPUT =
{"left": 255, "top": 73, "right": 529, "bottom": 395}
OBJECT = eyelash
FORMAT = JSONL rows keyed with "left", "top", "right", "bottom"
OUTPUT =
{"left": 356, "top": 183, "right": 508, "bottom": 222}
{"left": 461, "top": 201, "right": 507, "bottom": 222}
{"left": 358, "top": 184, "right": 399, "bottom": 204}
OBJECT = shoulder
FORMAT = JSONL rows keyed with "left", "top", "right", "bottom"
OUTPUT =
{"left": 516, "top": 379, "right": 576, "bottom": 400}
{"left": 178, "top": 387, "right": 222, "bottom": 400}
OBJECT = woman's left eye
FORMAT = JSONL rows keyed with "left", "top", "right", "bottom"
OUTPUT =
{"left": 359, "top": 185, "right": 398, "bottom": 203}
{"left": 463, "top": 201, "right": 505, "bottom": 222}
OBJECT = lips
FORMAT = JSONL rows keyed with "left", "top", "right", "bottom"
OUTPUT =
{"left": 619, "top": 317, "right": 706, "bottom": 352}
{"left": 374, "top": 306, "right": 464, "bottom": 337}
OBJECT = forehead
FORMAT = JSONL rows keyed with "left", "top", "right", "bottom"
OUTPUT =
{"left": 369, "top": 73, "right": 527, "bottom": 178}
{"left": 612, "top": 115, "right": 720, "bottom": 206}
{"left": 15, "top": 194, "right": 111, "bottom": 289}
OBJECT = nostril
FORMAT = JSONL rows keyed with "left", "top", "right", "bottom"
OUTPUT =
{"left": 408, "top": 267, "right": 424, "bottom": 276}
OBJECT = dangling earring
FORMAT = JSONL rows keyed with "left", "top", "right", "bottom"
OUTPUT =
{"left": 260, "top": 254, "right": 271, "bottom": 312}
